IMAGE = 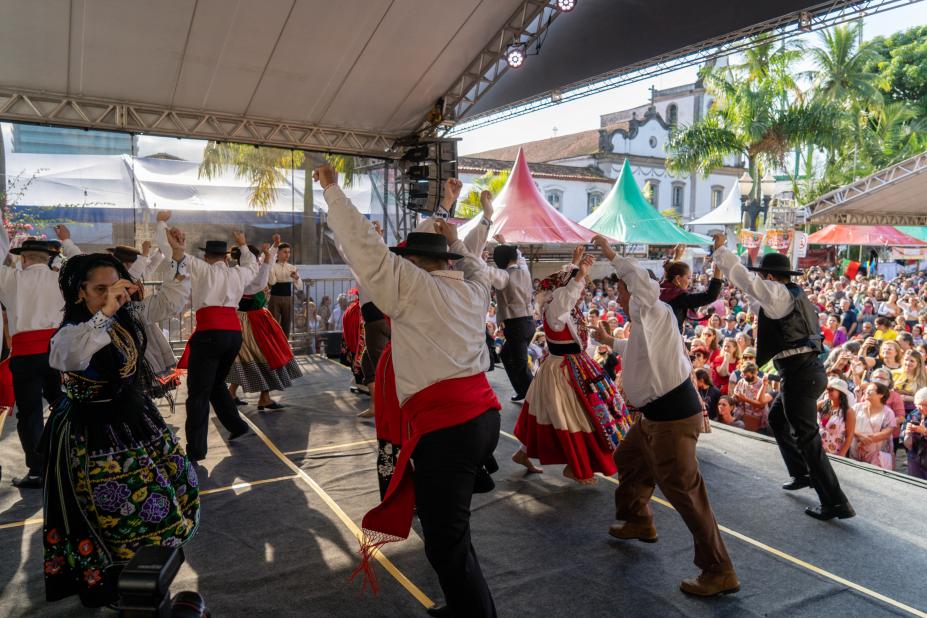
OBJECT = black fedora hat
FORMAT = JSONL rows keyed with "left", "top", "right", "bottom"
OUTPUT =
{"left": 107, "top": 244, "right": 141, "bottom": 263}
{"left": 747, "top": 251, "right": 802, "bottom": 276}
{"left": 389, "top": 232, "right": 462, "bottom": 261}
{"left": 9, "top": 239, "right": 60, "bottom": 256}
{"left": 199, "top": 240, "right": 230, "bottom": 255}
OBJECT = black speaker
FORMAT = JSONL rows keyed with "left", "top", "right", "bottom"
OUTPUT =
{"left": 399, "top": 139, "right": 458, "bottom": 215}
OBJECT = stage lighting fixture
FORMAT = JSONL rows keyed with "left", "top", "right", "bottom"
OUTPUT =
{"left": 556, "top": 0, "right": 576, "bottom": 12}
{"left": 506, "top": 45, "right": 526, "bottom": 69}
{"left": 798, "top": 11, "right": 812, "bottom": 32}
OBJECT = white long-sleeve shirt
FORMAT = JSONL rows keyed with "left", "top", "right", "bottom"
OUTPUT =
{"left": 269, "top": 260, "right": 301, "bottom": 290}
{"left": 0, "top": 235, "right": 66, "bottom": 336}
{"left": 712, "top": 246, "right": 793, "bottom": 319}
{"left": 50, "top": 272, "right": 190, "bottom": 371}
{"left": 608, "top": 255, "right": 691, "bottom": 408}
{"left": 156, "top": 221, "right": 259, "bottom": 310}
{"left": 544, "top": 278, "right": 585, "bottom": 344}
{"left": 244, "top": 248, "right": 277, "bottom": 295}
{"left": 324, "top": 184, "right": 490, "bottom": 404}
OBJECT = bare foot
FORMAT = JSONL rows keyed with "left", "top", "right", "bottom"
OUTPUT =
{"left": 563, "top": 465, "right": 596, "bottom": 485}
{"left": 512, "top": 450, "right": 544, "bottom": 473}
{"left": 356, "top": 409, "right": 374, "bottom": 418}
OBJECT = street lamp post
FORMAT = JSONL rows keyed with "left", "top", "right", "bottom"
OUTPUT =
{"left": 738, "top": 170, "right": 776, "bottom": 231}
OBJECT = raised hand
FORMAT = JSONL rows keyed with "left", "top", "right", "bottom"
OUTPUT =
{"left": 166, "top": 228, "right": 186, "bottom": 260}
{"left": 591, "top": 235, "right": 616, "bottom": 260}
{"left": 576, "top": 254, "right": 595, "bottom": 279}
{"left": 673, "top": 243, "right": 685, "bottom": 261}
{"left": 571, "top": 245, "right": 585, "bottom": 266}
{"left": 433, "top": 219, "right": 459, "bottom": 245}
{"left": 372, "top": 221, "right": 384, "bottom": 237}
{"left": 444, "top": 178, "right": 464, "bottom": 203}
{"left": 313, "top": 165, "right": 338, "bottom": 189}
{"left": 480, "top": 190, "right": 494, "bottom": 220}
{"left": 261, "top": 243, "right": 271, "bottom": 261}
{"left": 493, "top": 233, "right": 506, "bottom": 245}
{"left": 712, "top": 233, "right": 726, "bottom": 252}
{"left": 156, "top": 210, "right": 172, "bottom": 223}
{"left": 272, "top": 233, "right": 282, "bottom": 247}
{"left": 232, "top": 231, "right": 247, "bottom": 247}
{"left": 102, "top": 279, "right": 139, "bottom": 317}
{"left": 141, "top": 240, "right": 152, "bottom": 256}
{"left": 54, "top": 224, "right": 70, "bottom": 241}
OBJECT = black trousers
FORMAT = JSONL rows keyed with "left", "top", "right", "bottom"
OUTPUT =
{"left": 501, "top": 317, "right": 534, "bottom": 398}
{"left": 184, "top": 330, "right": 249, "bottom": 461}
{"left": 769, "top": 353, "right": 848, "bottom": 507}
{"left": 10, "top": 353, "right": 62, "bottom": 476}
{"left": 412, "top": 409, "right": 500, "bottom": 618}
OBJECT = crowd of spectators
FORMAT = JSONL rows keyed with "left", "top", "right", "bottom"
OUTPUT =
{"left": 486, "top": 258, "right": 927, "bottom": 480}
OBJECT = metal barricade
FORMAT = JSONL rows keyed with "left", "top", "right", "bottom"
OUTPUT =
{"left": 290, "top": 277, "right": 356, "bottom": 356}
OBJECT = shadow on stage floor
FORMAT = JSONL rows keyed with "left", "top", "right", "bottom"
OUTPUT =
{"left": 1, "top": 356, "right": 925, "bottom": 617}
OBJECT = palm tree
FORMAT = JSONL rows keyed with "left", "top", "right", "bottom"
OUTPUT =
{"left": 457, "top": 170, "right": 509, "bottom": 219}
{"left": 667, "top": 38, "right": 836, "bottom": 201}
{"left": 808, "top": 22, "right": 884, "bottom": 106}
{"left": 198, "top": 143, "right": 354, "bottom": 263}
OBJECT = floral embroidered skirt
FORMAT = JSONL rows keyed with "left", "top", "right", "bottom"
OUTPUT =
{"left": 42, "top": 396, "right": 200, "bottom": 607}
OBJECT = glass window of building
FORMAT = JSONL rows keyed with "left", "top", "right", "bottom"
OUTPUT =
{"left": 587, "top": 191, "right": 603, "bottom": 214}
{"left": 711, "top": 185, "right": 724, "bottom": 209}
{"left": 671, "top": 182, "right": 685, "bottom": 212}
{"left": 546, "top": 189, "right": 563, "bottom": 211}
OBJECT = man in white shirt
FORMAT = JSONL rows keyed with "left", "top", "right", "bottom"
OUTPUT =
{"left": 0, "top": 239, "right": 68, "bottom": 488}
{"left": 157, "top": 212, "right": 259, "bottom": 461}
{"left": 487, "top": 230, "right": 535, "bottom": 403}
{"left": 591, "top": 235, "right": 738, "bottom": 598}
{"left": 319, "top": 166, "right": 500, "bottom": 618}
{"left": 268, "top": 241, "right": 301, "bottom": 337}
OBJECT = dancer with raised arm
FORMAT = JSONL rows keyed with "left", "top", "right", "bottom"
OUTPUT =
{"left": 227, "top": 236, "right": 302, "bottom": 410}
{"left": 712, "top": 233, "right": 853, "bottom": 520}
{"left": 592, "top": 234, "right": 739, "bottom": 598}
{"left": 0, "top": 237, "right": 66, "bottom": 489}
{"left": 512, "top": 245, "right": 631, "bottom": 484}
{"left": 43, "top": 229, "right": 198, "bottom": 607}
{"left": 157, "top": 211, "right": 260, "bottom": 461}
{"left": 319, "top": 165, "right": 500, "bottom": 617}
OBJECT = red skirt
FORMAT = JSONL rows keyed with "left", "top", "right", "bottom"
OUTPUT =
{"left": 0, "top": 357, "right": 14, "bottom": 410}
{"left": 514, "top": 404, "right": 618, "bottom": 479}
{"left": 246, "top": 309, "right": 293, "bottom": 370}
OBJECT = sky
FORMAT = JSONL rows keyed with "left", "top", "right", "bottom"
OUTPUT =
{"left": 455, "top": 3, "right": 927, "bottom": 156}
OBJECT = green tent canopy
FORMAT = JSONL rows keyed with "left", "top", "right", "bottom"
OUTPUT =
{"left": 895, "top": 226, "right": 927, "bottom": 242}
{"left": 579, "top": 159, "right": 710, "bottom": 245}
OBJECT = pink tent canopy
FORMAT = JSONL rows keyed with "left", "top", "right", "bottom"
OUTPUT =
{"left": 807, "top": 224, "right": 926, "bottom": 246}
{"left": 458, "top": 147, "right": 603, "bottom": 244}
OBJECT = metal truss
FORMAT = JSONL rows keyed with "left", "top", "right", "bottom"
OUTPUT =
{"left": 807, "top": 150, "right": 927, "bottom": 226}
{"left": 0, "top": 88, "right": 397, "bottom": 158}
{"left": 441, "top": 0, "right": 564, "bottom": 128}
{"left": 448, "top": 0, "right": 923, "bottom": 133}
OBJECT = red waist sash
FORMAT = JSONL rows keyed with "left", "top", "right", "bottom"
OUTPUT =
{"left": 373, "top": 342, "right": 400, "bottom": 445}
{"left": 11, "top": 329, "right": 57, "bottom": 357}
{"left": 177, "top": 307, "right": 241, "bottom": 369}
{"left": 354, "top": 371, "right": 500, "bottom": 591}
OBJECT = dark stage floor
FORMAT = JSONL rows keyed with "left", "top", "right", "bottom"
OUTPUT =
{"left": 1, "top": 356, "right": 926, "bottom": 617}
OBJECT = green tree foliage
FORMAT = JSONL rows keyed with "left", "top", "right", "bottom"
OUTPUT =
{"left": 457, "top": 170, "right": 509, "bottom": 219}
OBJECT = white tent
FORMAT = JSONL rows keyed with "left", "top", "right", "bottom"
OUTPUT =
{"left": 688, "top": 186, "right": 742, "bottom": 227}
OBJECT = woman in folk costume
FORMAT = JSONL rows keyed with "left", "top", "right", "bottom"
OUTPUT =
{"left": 340, "top": 288, "right": 365, "bottom": 391}
{"left": 660, "top": 243, "right": 724, "bottom": 333}
{"left": 43, "top": 239, "right": 198, "bottom": 607}
{"left": 513, "top": 247, "right": 632, "bottom": 484}
{"left": 226, "top": 236, "right": 302, "bottom": 411}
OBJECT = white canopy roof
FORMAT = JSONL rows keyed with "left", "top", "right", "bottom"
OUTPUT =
{"left": 688, "top": 186, "right": 742, "bottom": 226}
{"left": 6, "top": 152, "right": 375, "bottom": 214}
{"left": 807, "top": 150, "right": 927, "bottom": 226}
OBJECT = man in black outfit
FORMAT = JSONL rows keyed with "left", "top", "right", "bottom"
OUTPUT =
{"left": 713, "top": 234, "right": 854, "bottom": 520}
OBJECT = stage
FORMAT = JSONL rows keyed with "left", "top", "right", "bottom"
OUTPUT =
{"left": 1, "top": 356, "right": 925, "bottom": 617}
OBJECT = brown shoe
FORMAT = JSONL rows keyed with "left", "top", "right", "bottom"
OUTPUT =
{"left": 680, "top": 569, "right": 740, "bottom": 597}
{"left": 608, "top": 520, "right": 658, "bottom": 543}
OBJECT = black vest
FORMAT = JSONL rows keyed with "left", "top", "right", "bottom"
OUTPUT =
{"left": 756, "top": 282, "right": 822, "bottom": 366}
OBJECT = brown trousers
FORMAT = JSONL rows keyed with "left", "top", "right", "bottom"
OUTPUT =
{"left": 614, "top": 413, "right": 733, "bottom": 573}
{"left": 268, "top": 295, "right": 292, "bottom": 338}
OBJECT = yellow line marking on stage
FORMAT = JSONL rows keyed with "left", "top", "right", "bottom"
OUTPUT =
{"left": 0, "top": 474, "right": 298, "bottom": 531}
{"left": 283, "top": 439, "right": 378, "bottom": 456}
{"left": 199, "top": 474, "right": 298, "bottom": 496}
{"left": 241, "top": 415, "right": 434, "bottom": 608}
{"left": 0, "top": 407, "right": 8, "bottom": 435}
{"left": 499, "top": 430, "right": 927, "bottom": 618}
